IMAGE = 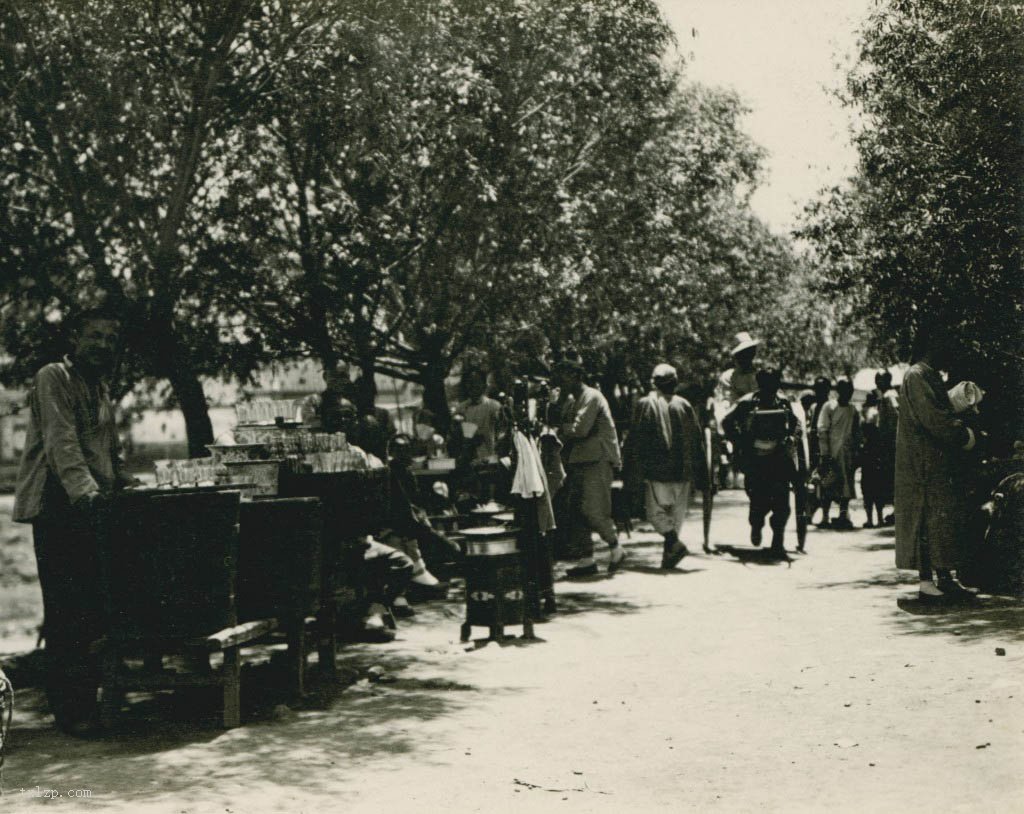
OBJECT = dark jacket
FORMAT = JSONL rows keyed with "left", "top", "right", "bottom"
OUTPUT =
{"left": 722, "top": 391, "right": 799, "bottom": 475}
{"left": 626, "top": 391, "right": 708, "bottom": 489}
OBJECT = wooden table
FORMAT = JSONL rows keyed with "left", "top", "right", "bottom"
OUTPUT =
{"left": 277, "top": 469, "right": 391, "bottom": 667}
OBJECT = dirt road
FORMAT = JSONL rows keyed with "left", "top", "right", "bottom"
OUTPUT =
{"left": 2, "top": 491, "right": 1022, "bottom": 813}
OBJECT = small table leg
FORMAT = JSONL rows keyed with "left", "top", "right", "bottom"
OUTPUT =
{"left": 286, "top": 619, "right": 306, "bottom": 699}
{"left": 460, "top": 622, "right": 472, "bottom": 642}
{"left": 222, "top": 647, "right": 241, "bottom": 729}
{"left": 317, "top": 602, "right": 337, "bottom": 676}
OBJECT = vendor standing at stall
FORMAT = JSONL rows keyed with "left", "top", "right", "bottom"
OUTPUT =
{"left": 13, "top": 305, "right": 139, "bottom": 736}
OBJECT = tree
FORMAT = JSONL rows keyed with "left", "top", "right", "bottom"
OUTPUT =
{"left": 212, "top": 0, "right": 679, "bottom": 426}
{"left": 0, "top": 0, "right": 321, "bottom": 452}
{"left": 799, "top": 0, "right": 1023, "bottom": 435}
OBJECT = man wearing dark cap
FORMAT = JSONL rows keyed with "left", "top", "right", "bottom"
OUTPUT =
{"left": 553, "top": 356, "right": 624, "bottom": 576}
{"left": 723, "top": 367, "right": 800, "bottom": 558}
{"left": 627, "top": 363, "right": 708, "bottom": 568}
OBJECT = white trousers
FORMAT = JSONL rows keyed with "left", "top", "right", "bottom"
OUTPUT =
{"left": 645, "top": 480, "right": 693, "bottom": 538}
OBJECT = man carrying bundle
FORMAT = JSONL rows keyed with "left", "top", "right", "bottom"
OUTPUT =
{"left": 723, "top": 367, "right": 800, "bottom": 559}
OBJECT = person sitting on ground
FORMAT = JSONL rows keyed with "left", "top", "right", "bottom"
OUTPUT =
{"left": 626, "top": 363, "right": 708, "bottom": 569}
{"left": 818, "top": 378, "right": 861, "bottom": 530}
{"left": 379, "top": 434, "right": 462, "bottom": 610}
{"left": 317, "top": 396, "right": 413, "bottom": 640}
{"left": 723, "top": 367, "right": 800, "bottom": 558}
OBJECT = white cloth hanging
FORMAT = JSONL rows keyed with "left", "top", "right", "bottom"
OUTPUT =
{"left": 512, "top": 430, "right": 546, "bottom": 498}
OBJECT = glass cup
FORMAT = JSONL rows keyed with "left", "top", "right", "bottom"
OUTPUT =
{"left": 154, "top": 459, "right": 173, "bottom": 488}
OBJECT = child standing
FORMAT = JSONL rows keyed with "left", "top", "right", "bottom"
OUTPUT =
{"left": 817, "top": 379, "right": 861, "bottom": 530}
{"left": 859, "top": 392, "right": 885, "bottom": 527}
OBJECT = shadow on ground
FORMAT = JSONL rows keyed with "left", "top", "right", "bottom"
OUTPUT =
{"left": 625, "top": 564, "right": 707, "bottom": 576}
{"left": 713, "top": 545, "right": 793, "bottom": 566}
{"left": 809, "top": 569, "right": 915, "bottom": 591}
{"left": 7, "top": 643, "right": 519, "bottom": 801}
{"left": 550, "top": 591, "right": 648, "bottom": 618}
{"left": 891, "top": 595, "right": 1024, "bottom": 645}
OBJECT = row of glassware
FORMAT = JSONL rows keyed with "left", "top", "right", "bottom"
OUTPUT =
{"left": 154, "top": 448, "right": 368, "bottom": 486}
{"left": 307, "top": 448, "right": 372, "bottom": 473}
{"left": 232, "top": 429, "right": 348, "bottom": 455}
{"left": 154, "top": 457, "right": 222, "bottom": 488}
{"left": 234, "top": 399, "right": 302, "bottom": 426}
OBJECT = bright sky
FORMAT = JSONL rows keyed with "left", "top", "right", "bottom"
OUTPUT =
{"left": 657, "top": 0, "right": 873, "bottom": 234}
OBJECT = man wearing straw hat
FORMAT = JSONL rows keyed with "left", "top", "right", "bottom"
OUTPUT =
{"left": 627, "top": 363, "right": 708, "bottom": 569}
{"left": 717, "top": 331, "right": 761, "bottom": 407}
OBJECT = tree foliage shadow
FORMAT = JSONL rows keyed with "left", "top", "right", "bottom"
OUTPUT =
{"left": 892, "top": 595, "right": 1024, "bottom": 644}
{"left": 809, "top": 570, "right": 915, "bottom": 590}
{"left": 551, "top": 590, "right": 648, "bottom": 617}
{"left": 6, "top": 645, "right": 514, "bottom": 801}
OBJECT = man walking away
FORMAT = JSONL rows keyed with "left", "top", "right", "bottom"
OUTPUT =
{"left": 723, "top": 368, "right": 800, "bottom": 559}
{"left": 628, "top": 364, "right": 708, "bottom": 569}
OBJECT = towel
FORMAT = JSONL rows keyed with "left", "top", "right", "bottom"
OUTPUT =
{"left": 512, "top": 431, "right": 557, "bottom": 533}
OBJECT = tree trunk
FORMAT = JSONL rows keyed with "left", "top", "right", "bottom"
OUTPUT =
{"left": 355, "top": 355, "right": 378, "bottom": 415}
{"left": 168, "top": 362, "right": 214, "bottom": 457}
{"left": 152, "top": 323, "right": 214, "bottom": 457}
{"left": 421, "top": 360, "right": 452, "bottom": 435}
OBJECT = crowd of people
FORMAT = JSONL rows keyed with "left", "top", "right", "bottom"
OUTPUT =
{"left": 11, "top": 306, "right": 1013, "bottom": 738}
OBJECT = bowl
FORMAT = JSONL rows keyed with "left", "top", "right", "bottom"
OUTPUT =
{"left": 466, "top": 539, "right": 517, "bottom": 556}
{"left": 461, "top": 525, "right": 513, "bottom": 538}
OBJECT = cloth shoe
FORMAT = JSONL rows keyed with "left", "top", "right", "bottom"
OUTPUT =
{"left": 359, "top": 613, "right": 396, "bottom": 643}
{"left": 608, "top": 547, "right": 628, "bottom": 575}
{"left": 392, "top": 596, "right": 416, "bottom": 618}
{"left": 936, "top": 579, "right": 978, "bottom": 603}
{"left": 661, "top": 542, "right": 689, "bottom": 570}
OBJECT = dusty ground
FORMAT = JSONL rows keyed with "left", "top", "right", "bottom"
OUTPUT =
{"left": 1, "top": 491, "right": 1023, "bottom": 813}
